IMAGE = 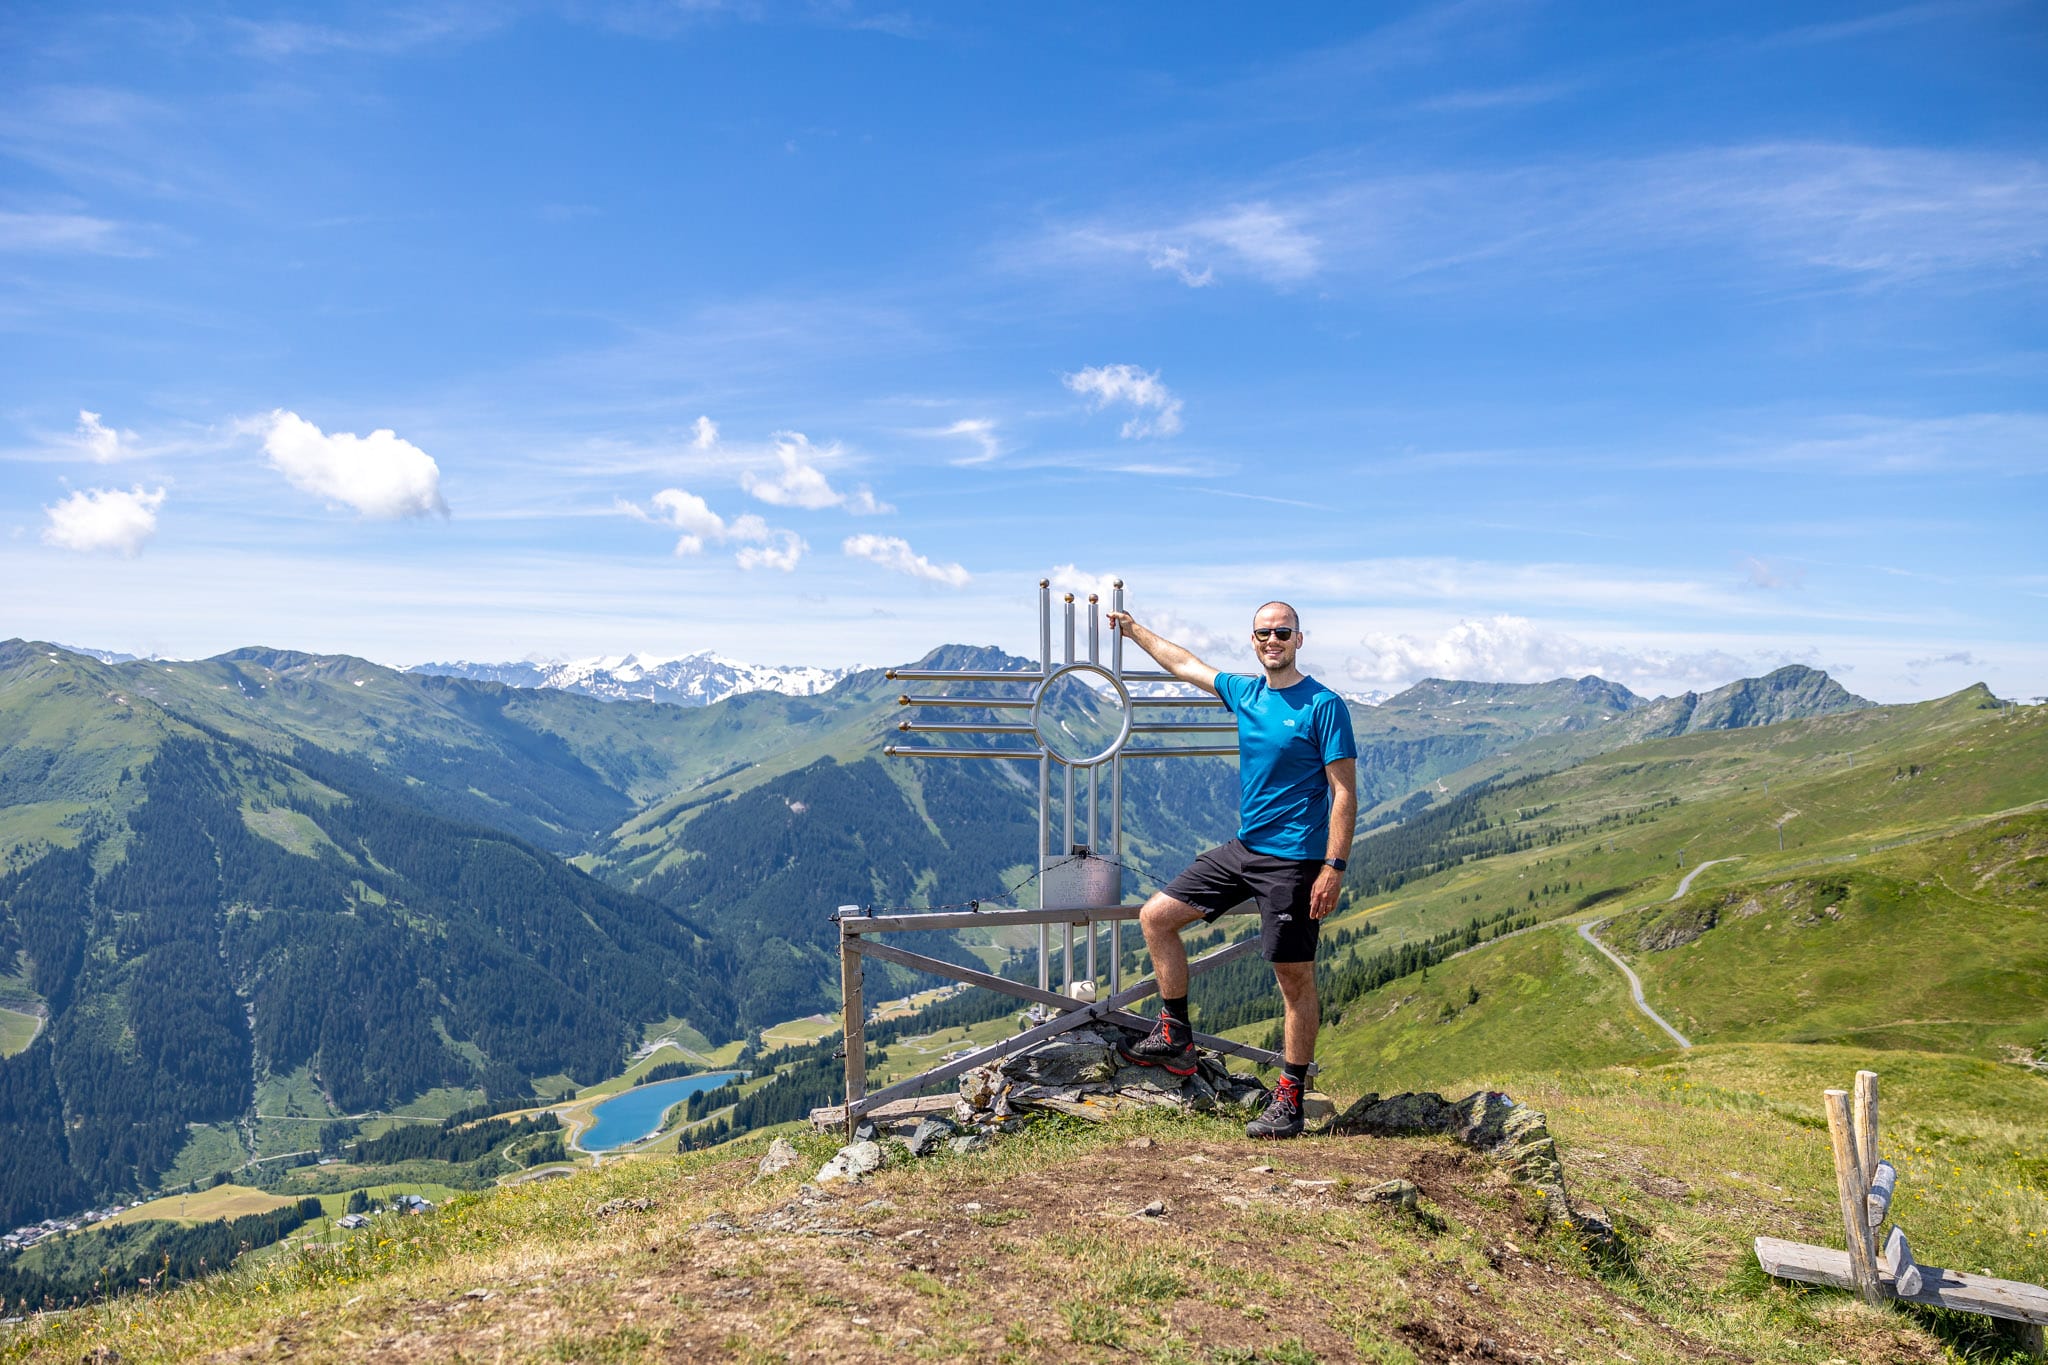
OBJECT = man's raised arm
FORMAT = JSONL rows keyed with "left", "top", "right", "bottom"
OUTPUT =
{"left": 1106, "top": 613, "right": 1220, "bottom": 694}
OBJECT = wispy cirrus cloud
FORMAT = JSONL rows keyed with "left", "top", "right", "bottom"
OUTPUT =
{"left": 0, "top": 209, "right": 152, "bottom": 256}
{"left": 928, "top": 418, "right": 1002, "bottom": 465}
{"left": 1032, "top": 142, "right": 2048, "bottom": 293}
{"left": 1056, "top": 202, "right": 1321, "bottom": 289}
{"left": 1414, "top": 80, "right": 1580, "bottom": 113}
{"left": 1063, "top": 364, "right": 1184, "bottom": 439}
{"left": 228, "top": 4, "right": 509, "bottom": 59}
{"left": 740, "top": 432, "right": 893, "bottom": 514}
{"left": 75, "top": 410, "right": 137, "bottom": 461}
{"left": 842, "top": 533, "right": 969, "bottom": 587}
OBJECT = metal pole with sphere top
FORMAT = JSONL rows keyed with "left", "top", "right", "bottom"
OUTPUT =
{"left": 817, "top": 579, "right": 1277, "bottom": 1136}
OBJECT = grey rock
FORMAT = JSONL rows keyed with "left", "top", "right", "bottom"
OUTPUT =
{"left": 1329, "top": 1091, "right": 1455, "bottom": 1136}
{"left": 1449, "top": 1090, "right": 1518, "bottom": 1148}
{"left": 904, "top": 1116, "right": 956, "bottom": 1157}
{"left": 757, "top": 1137, "right": 804, "bottom": 1177}
{"left": 815, "top": 1139, "right": 885, "bottom": 1185}
{"left": 1135, "top": 1199, "right": 1167, "bottom": 1218}
{"left": 1006, "top": 1034, "right": 1120, "bottom": 1088}
{"left": 594, "top": 1196, "right": 656, "bottom": 1218}
{"left": 852, "top": 1118, "right": 879, "bottom": 1142}
{"left": 959, "top": 1066, "right": 1001, "bottom": 1110}
{"left": 1359, "top": 1179, "right": 1420, "bottom": 1209}
{"left": 949, "top": 1134, "right": 988, "bottom": 1154}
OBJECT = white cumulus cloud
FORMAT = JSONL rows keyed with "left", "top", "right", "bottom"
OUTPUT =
{"left": 736, "top": 531, "right": 806, "bottom": 572}
{"left": 1063, "top": 364, "right": 1184, "bottom": 439}
{"left": 622, "top": 487, "right": 804, "bottom": 570}
{"left": 261, "top": 410, "right": 448, "bottom": 519}
{"left": 1346, "top": 615, "right": 1774, "bottom": 693}
{"left": 75, "top": 410, "right": 137, "bottom": 462}
{"left": 741, "top": 432, "right": 892, "bottom": 514}
{"left": 843, "top": 534, "right": 970, "bottom": 587}
{"left": 691, "top": 415, "right": 718, "bottom": 449}
{"left": 42, "top": 484, "right": 165, "bottom": 555}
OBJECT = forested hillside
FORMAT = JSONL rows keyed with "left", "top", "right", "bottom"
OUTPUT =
{"left": 0, "top": 718, "right": 733, "bottom": 1227}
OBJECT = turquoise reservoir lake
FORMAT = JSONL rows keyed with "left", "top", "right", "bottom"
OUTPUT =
{"left": 579, "top": 1072, "right": 743, "bottom": 1152}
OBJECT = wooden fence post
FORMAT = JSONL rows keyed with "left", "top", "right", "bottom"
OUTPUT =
{"left": 840, "top": 923, "right": 867, "bottom": 1140}
{"left": 1853, "top": 1070, "right": 1880, "bottom": 1192}
{"left": 1823, "top": 1087, "right": 1885, "bottom": 1306}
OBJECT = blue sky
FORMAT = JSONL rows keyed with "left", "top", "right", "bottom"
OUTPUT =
{"left": 3, "top": 1, "right": 2044, "bottom": 702}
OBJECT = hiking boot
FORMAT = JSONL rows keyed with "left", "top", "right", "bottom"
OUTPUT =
{"left": 1246, "top": 1075, "right": 1305, "bottom": 1139}
{"left": 1118, "top": 1015, "right": 1197, "bottom": 1076}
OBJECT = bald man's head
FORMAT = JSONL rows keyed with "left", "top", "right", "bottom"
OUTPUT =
{"left": 1254, "top": 601, "right": 1301, "bottom": 631}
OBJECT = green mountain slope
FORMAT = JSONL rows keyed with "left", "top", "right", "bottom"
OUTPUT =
{"left": 1266, "top": 686, "right": 2044, "bottom": 1098}
{"left": 1357, "top": 664, "right": 1873, "bottom": 824}
{"left": 0, "top": 665, "right": 738, "bottom": 1228}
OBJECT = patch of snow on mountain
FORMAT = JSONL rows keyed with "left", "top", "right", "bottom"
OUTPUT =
{"left": 54, "top": 643, "right": 141, "bottom": 664}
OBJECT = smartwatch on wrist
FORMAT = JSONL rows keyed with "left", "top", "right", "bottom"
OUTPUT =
{"left": 1323, "top": 857, "right": 1347, "bottom": 872}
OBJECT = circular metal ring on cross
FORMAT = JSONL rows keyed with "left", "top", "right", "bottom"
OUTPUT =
{"left": 1029, "top": 662, "right": 1134, "bottom": 768}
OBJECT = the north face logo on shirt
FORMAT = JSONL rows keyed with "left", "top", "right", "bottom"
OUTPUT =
{"left": 1283, "top": 719, "right": 1297, "bottom": 727}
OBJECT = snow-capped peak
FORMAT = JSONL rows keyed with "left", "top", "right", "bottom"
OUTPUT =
{"left": 407, "top": 652, "right": 852, "bottom": 707}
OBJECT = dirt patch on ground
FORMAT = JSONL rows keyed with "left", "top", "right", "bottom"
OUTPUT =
{"left": 204, "top": 1136, "right": 1771, "bottom": 1364}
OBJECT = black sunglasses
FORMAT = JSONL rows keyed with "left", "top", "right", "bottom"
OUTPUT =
{"left": 1252, "top": 627, "right": 1298, "bottom": 641}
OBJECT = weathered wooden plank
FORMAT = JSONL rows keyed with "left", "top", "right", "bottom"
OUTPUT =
{"left": 1882, "top": 1226, "right": 1923, "bottom": 1298}
{"left": 840, "top": 935, "right": 866, "bottom": 1136}
{"left": 1853, "top": 1070, "right": 1880, "bottom": 1186}
{"left": 1755, "top": 1237, "right": 2048, "bottom": 1326}
{"left": 852, "top": 905, "right": 1144, "bottom": 933}
{"left": 1824, "top": 1089, "right": 1885, "bottom": 1305}
{"left": 808, "top": 1094, "right": 958, "bottom": 1128}
{"left": 1866, "top": 1159, "right": 1897, "bottom": 1229}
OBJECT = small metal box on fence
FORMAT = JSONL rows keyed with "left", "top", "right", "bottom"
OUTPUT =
{"left": 816, "top": 579, "right": 1290, "bottom": 1135}
{"left": 1754, "top": 1069, "right": 2047, "bottom": 1357}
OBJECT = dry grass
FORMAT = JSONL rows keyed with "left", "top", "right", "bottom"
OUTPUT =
{"left": 97, "top": 1186, "right": 298, "bottom": 1229}
{"left": 3, "top": 1099, "right": 2000, "bottom": 1365}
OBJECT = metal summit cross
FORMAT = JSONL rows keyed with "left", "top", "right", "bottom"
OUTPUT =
{"left": 815, "top": 578, "right": 1292, "bottom": 1135}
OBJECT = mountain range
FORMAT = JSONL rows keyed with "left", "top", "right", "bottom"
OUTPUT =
{"left": 407, "top": 653, "right": 851, "bottom": 707}
{"left": 0, "top": 636, "right": 1874, "bottom": 1225}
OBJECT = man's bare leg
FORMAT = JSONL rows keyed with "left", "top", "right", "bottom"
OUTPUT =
{"left": 1272, "top": 960, "right": 1318, "bottom": 1067}
{"left": 1137, "top": 892, "right": 1206, "bottom": 999}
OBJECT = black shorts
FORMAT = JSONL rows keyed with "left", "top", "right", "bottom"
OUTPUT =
{"left": 1161, "top": 839, "right": 1322, "bottom": 963}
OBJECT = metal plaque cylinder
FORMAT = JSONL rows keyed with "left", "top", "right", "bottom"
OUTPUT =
{"left": 1038, "top": 852, "right": 1122, "bottom": 910}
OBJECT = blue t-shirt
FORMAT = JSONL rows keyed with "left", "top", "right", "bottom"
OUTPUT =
{"left": 1214, "top": 672, "right": 1358, "bottom": 861}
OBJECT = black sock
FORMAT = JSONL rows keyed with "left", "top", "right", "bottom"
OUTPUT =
{"left": 1161, "top": 995, "right": 1190, "bottom": 1026}
{"left": 1283, "top": 1061, "right": 1311, "bottom": 1088}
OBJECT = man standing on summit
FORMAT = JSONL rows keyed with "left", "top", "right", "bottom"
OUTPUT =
{"left": 1106, "top": 601, "right": 1357, "bottom": 1139}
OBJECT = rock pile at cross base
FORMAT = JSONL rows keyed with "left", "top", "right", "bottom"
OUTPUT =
{"left": 955, "top": 1023, "right": 1269, "bottom": 1122}
{"left": 804, "top": 1023, "right": 1612, "bottom": 1243}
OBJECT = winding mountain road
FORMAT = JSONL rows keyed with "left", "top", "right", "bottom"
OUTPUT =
{"left": 1577, "top": 857, "right": 1740, "bottom": 1050}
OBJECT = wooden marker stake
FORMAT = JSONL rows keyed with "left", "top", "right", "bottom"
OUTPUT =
{"left": 1853, "top": 1070, "right": 1881, "bottom": 1195}
{"left": 1824, "top": 1087, "right": 1885, "bottom": 1306}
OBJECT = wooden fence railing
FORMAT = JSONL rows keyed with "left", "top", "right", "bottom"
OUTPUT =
{"left": 1755, "top": 1069, "right": 2046, "bottom": 1358}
